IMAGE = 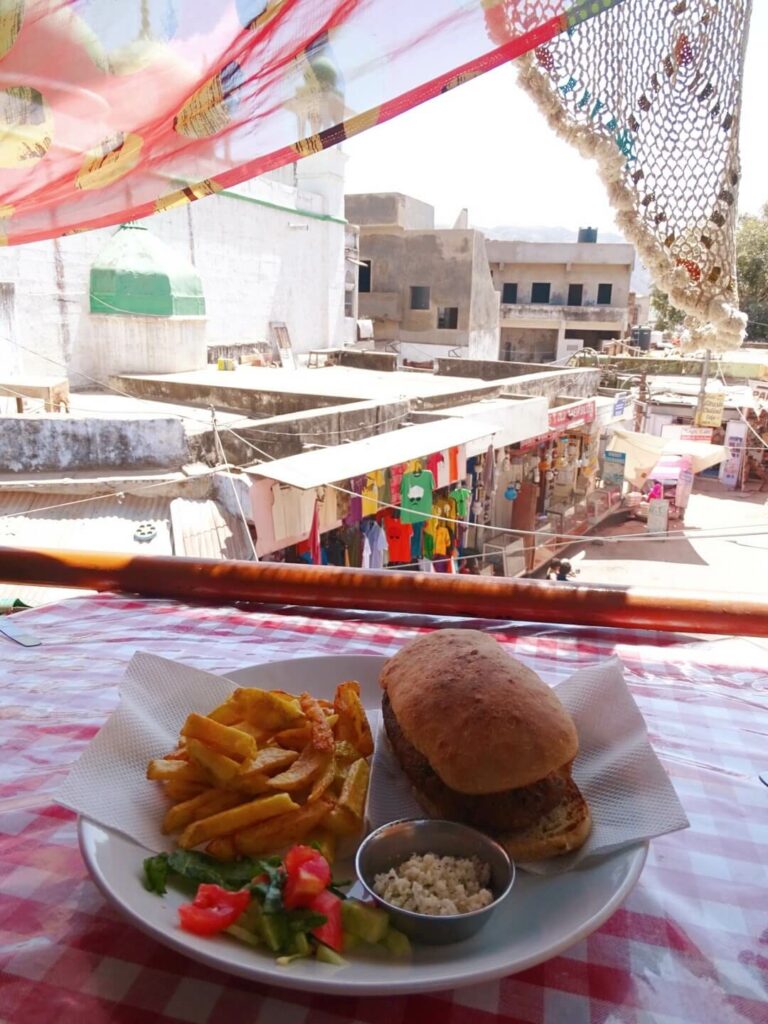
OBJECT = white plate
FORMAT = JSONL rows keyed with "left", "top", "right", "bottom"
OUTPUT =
{"left": 79, "top": 654, "right": 648, "bottom": 996}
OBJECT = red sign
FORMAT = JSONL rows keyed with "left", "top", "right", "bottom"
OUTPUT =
{"left": 547, "top": 400, "right": 596, "bottom": 430}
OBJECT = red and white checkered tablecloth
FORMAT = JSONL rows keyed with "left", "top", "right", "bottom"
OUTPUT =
{"left": 0, "top": 594, "right": 766, "bottom": 1024}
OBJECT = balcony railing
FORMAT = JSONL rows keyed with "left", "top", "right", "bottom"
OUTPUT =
{"left": 500, "top": 303, "right": 627, "bottom": 322}
{"left": 2, "top": 545, "right": 768, "bottom": 638}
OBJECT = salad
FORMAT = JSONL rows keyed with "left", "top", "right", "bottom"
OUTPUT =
{"left": 144, "top": 843, "right": 410, "bottom": 965}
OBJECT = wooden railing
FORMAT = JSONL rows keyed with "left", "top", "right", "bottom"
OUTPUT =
{"left": 2, "top": 545, "right": 767, "bottom": 637}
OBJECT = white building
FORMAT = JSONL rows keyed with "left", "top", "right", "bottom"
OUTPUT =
{"left": 0, "top": 149, "right": 352, "bottom": 384}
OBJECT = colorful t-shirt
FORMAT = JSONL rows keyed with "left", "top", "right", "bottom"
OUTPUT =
{"left": 426, "top": 452, "right": 444, "bottom": 478}
{"left": 448, "top": 447, "right": 460, "bottom": 483}
{"left": 433, "top": 525, "right": 452, "bottom": 557}
{"left": 385, "top": 518, "right": 413, "bottom": 562}
{"left": 389, "top": 464, "right": 406, "bottom": 505}
{"left": 361, "top": 474, "right": 379, "bottom": 517}
{"left": 399, "top": 470, "right": 434, "bottom": 524}
{"left": 450, "top": 487, "right": 471, "bottom": 519}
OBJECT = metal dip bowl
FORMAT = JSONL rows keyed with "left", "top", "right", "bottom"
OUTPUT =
{"left": 355, "top": 819, "right": 515, "bottom": 945}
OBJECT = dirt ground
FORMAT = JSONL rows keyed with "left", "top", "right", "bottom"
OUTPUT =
{"left": 561, "top": 476, "right": 768, "bottom": 597}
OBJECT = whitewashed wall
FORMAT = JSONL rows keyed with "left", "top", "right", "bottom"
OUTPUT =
{"left": 0, "top": 150, "right": 348, "bottom": 383}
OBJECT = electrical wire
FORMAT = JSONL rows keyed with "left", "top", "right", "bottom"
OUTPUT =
{"left": 211, "top": 410, "right": 259, "bottom": 561}
{"left": 7, "top": 336, "right": 766, "bottom": 550}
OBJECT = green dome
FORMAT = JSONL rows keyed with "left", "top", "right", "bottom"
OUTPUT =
{"left": 90, "top": 223, "right": 205, "bottom": 316}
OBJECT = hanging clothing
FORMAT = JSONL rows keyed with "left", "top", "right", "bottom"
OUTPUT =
{"left": 448, "top": 447, "right": 460, "bottom": 483}
{"left": 389, "top": 464, "right": 406, "bottom": 504}
{"left": 426, "top": 452, "right": 444, "bottom": 479}
{"left": 325, "top": 531, "right": 347, "bottom": 567}
{"left": 343, "top": 477, "right": 365, "bottom": 526}
{"left": 400, "top": 469, "right": 434, "bottom": 524}
{"left": 410, "top": 521, "right": 424, "bottom": 561}
{"left": 361, "top": 473, "right": 380, "bottom": 517}
{"left": 308, "top": 500, "right": 320, "bottom": 565}
{"left": 433, "top": 524, "right": 452, "bottom": 557}
{"left": 384, "top": 517, "right": 413, "bottom": 563}
{"left": 450, "top": 486, "right": 471, "bottom": 519}
{"left": 361, "top": 519, "right": 389, "bottom": 570}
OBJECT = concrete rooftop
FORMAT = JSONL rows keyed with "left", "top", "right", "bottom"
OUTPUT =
{"left": 118, "top": 365, "right": 490, "bottom": 403}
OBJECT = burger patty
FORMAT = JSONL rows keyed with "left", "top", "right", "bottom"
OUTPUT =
{"left": 382, "top": 693, "right": 569, "bottom": 832}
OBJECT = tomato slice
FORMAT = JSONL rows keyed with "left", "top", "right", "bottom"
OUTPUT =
{"left": 283, "top": 857, "right": 331, "bottom": 908}
{"left": 308, "top": 889, "right": 343, "bottom": 952}
{"left": 283, "top": 846, "right": 332, "bottom": 909}
{"left": 284, "top": 844, "right": 323, "bottom": 875}
{"left": 178, "top": 883, "right": 251, "bottom": 936}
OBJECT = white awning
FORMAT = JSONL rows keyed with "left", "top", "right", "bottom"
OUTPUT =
{"left": 437, "top": 396, "right": 549, "bottom": 456}
{"left": 607, "top": 428, "right": 728, "bottom": 486}
{"left": 243, "top": 418, "right": 496, "bottom": 490}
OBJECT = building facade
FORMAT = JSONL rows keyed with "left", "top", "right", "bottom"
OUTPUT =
{"left": 486, "top": 233, "right": 635, "bottom": 363}
{"left": 345, "top": 193, "right": 500, "bottom": 363}
{"left": 0, "top": 150, "right": 351, "bottom": 385}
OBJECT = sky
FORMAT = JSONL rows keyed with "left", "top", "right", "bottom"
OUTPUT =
{"left": 343, "top": 4, "right": 768, "bottom": 232}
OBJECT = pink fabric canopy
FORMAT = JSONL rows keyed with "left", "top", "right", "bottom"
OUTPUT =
{"left": 0, "top": 0, "right": 618, "bottom": 245}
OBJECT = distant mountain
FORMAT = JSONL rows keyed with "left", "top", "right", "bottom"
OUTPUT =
{"left": 482, "top": 224, "right": 652, "bottom": 295}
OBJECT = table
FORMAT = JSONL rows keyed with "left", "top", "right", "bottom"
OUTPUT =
{"left": 1, "top": 594, "right": 766, "bottom": 1024}
{"left": 0, "top": 376, "right": 70, "bottom": 413}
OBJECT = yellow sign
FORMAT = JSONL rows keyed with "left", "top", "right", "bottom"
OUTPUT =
{"left": 696, "top": 392, "right": 725, "bottom": 428}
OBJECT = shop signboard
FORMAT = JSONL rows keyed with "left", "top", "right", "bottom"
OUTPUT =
{"left": 548, "top": 399, "right": 596, "bottom": 431}
{"left": 661, "top": 425, "right": 714, "bottom": 443}
{"left": 613, "top": 393, "right": 628, "bottom": 417}
{"left": 718, "top": 420, "right": 748, "bottom": 488}
{"left": 647, "top": 498, "right": 669, "bottom": 534}
{"left": 602, "top": 450, "right": 626, "bottom": 487}
{"left": 696, "top": 392, "right": 726, "bottom": 428}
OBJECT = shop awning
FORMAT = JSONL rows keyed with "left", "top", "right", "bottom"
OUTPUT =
{"left": 607, "top": 429, "right": 728, "bottom": 488}
{"left": 435, "top": 396, "right": 549, "bottom": 457}
{"left": 243, "top": 419, "right": 496, "bottom": 490}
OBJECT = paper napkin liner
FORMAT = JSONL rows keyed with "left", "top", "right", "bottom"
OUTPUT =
{"left": 367, "top": 657, "right": 689, "bottom": 875}
{"left": 57, "top": 651, "right": 688, "bottom": 874}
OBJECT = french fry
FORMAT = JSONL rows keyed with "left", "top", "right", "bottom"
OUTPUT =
{"left": 182, "top": 713, "right": 257, "bottom": 761}
{"left": 231, "top": 721, "right": 270, "bottom": 743}
{"left": 206, "top": 836, "right": 238, "bottom": 861}
{"left": 235, "top": 688, "right": 304, "bottom": 731}
{"left": 338, "top": 757, "right": 370, "bottom": 821}
{"left": 265, "top": 744, "right": 329, "bottom": 792}
{"left": 324, "top": 804, "right": 362, "bottom": 837}
{"left": 243, "top": 747, "right": 299, "bottom": 775}
{"left": 162, "top": 746, "right": 189, "bottom": 761}
{"left": 300, "top": 693, "right": 334, "bottom": 753}
{"left": 147, "top": 758, "right": 208, "bottom": 783}
{"left": 179, "top": 792, "right": 299, "bottom": 849}
{"left": 162, "top": 788, "right": 243, "bottom": 834}
{"left": 233, "top": 799, "right": 332, "bottom": 856}
{"left": 206, "top": 697, "right": 244, "bottom": 725}
{"left": 186, "top": 738, "right": 241, "bottom": 784}
{"left": 333, "top": 681, "right": 374, "bottom": 757}
{"left": 273, "top": 725, "right": 313, "bottom": 751}
{"left": 163, "top": 779, "right": 209, "bottom": 802}
{"left": 308, "top": 752, "right": 335, "bottom": 803}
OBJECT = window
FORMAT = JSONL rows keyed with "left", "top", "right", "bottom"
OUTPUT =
{"left": 410, "top": 285, "right": 430, "bottom": 310}
{"left": 567, "top": 283, "right": 583, "bottom": 306}
{"left": 502, "top": 282, "right": 518, "bottom": 304}
{"left": 531, "top": 282, "right": 551, "bottom": 304}
{"left": 437, "top": 306, "right": 459, "bottom": 329}
{"left": 358, "top": 260, "right": 371, "bottom": 293}
{"left": 597, "top": 283, "right": 613, "bottom": 305}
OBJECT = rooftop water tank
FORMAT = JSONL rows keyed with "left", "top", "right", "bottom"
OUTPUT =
{"left": 578, "top": 227, "right": 598, "bottom": 243}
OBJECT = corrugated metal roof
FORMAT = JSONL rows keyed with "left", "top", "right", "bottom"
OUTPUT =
{"left": 0, "top": 492, "right": 173, "bottom": 554}
{"left": 170, "top": 498, "right": 254, "bottom": 560}
{"left": 242, "top": 418, "right": 496, "bottom": 489}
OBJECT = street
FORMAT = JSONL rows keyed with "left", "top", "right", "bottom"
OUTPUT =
{"left": 564, "top": 477, "right": 768, "bottom": 595}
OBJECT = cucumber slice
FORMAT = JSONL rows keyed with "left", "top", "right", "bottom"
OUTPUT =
{"left": 341, "top": 899, "right": 389, "bottom": 944}
{"left": 315, "top": 942, "right": 348, "bottom": 966}
{"left": 381, "top": 927, "right": 412, "bottom": 956}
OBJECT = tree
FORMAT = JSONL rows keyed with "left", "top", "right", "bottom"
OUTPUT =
{"left": 736, "top": 203, "right": 768, "bottom": 340}
{"left": 650, "top": 286, "right": 685, "bottom": 332}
